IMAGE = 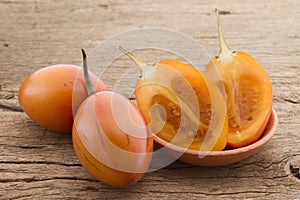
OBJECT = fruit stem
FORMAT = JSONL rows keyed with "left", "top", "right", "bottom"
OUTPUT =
{"left": 81, "top": 49, "right": 96, "bottom": 96}
{"left": 215, "top": 9, "right": 233, "bottom": 59}
{"left": 119, "top": 46, "right": 149, "bottom": 77}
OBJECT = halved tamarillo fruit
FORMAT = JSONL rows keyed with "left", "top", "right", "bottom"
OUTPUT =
{"left": 205, "top": 10, "right": 273, "bottom": 148}
{"left": 120, "top": 47, "right": 228, "bottom": 152}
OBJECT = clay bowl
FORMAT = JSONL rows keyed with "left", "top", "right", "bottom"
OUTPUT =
{"left": 153, "top": 108, "right": 278, "bottom": 166}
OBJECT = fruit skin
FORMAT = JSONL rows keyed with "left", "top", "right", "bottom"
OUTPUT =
{"left": 72, "top": 91, "right": 153, "bottom": 187}
{"left": 134, "top": 59, "right": 228, "bottom": 151}
{"left": 18, "top": 64, "right": 107, "bottom": 133}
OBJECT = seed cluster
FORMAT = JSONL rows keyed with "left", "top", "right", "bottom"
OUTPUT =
{"left": 227, "top": 80, "right": 260, "bottom": 130}
{"left": 150, "top": 77, "right": 212, "bottom": 140}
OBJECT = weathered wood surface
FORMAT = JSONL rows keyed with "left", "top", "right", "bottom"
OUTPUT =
{"left": 0, "top": 0, "right": 299, "bottom": 199}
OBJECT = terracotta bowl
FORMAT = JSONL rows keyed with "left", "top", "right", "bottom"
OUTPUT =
{"left": 153, "top": 108, "right": 278, "bottom": 166}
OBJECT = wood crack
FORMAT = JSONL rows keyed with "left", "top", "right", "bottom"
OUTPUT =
{"left": 283, "top": 98, "right": 299, "bottom": 104}
{"left": 0, "top": 177, "right": 98, "bottom": 183}
{"left": 290, "top": 165, "right": 300, "bottom": 179}
{"left": 0, "top": 104, "right": 23, "bottom": 112}
{"left": 289, "top": 155, "right": 300, "bottom": 179}
{"left": 18, "top": 145, "right": 47, "bottom": 149}
{"left": 0, "top": 160, "right": 81, "bottom": 167}
{"left": 147, "top": 190, "right": 281, "bottom": 196}
{"left": 5, "top": 194, "right": 33, "bottom": 200}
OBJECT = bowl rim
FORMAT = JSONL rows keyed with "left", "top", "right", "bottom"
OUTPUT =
{"left": 153, "top": 107, "right": 278, "bottom": 157}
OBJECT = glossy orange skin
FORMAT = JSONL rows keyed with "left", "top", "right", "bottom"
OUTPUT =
{"left": 205, "top": 52, "right": 273, "bottom": 148}
{"left": 135, "top": 60, "right": 228, "bottom": 151}
{"left": 72, "top": 91, "right": 153, "bottom": 187}
{"left": 18, "top": 65, "right": 107, "bottom": 133}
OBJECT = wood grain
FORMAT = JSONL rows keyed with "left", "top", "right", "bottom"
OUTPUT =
{"left": 0, "top": 0, "right": 299, "bottom": 199}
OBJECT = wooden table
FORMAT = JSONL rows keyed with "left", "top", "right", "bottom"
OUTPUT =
{"left": 1, "top": 0, "right": 299, "bottom": 199}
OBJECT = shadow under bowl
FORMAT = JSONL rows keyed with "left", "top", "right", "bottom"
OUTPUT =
{"left": 153, "top": 108, "right": 278, "bottom": 166}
